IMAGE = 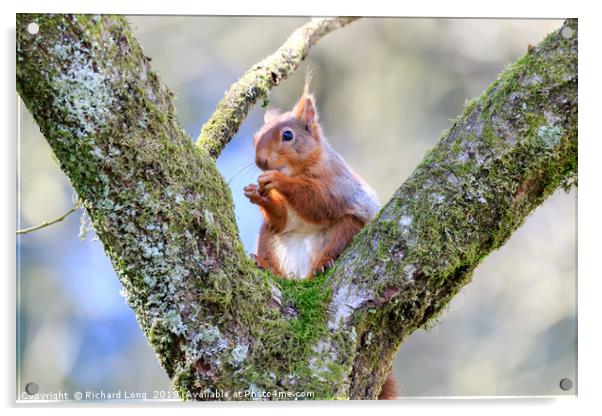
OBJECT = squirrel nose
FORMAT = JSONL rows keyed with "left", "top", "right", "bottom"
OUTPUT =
{"left": 256, "top": 157, "right": 269, "bottom": 170}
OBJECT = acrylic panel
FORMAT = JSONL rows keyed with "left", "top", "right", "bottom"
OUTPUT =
{"left": 16, "top": 15, "right": 577, "bottom": 402}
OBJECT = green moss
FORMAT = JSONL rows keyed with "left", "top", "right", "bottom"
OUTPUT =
{"left": 274, "top": 274, "right": 331, "bottom": 344}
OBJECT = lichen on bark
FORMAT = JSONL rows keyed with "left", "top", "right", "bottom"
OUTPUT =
{"left": 17, "top": 14, "right": 576, "bottom": 400}
{"left": 16, "top": 13, "right": 265, "bottom": 390}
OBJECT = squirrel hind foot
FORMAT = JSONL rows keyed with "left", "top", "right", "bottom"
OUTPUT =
{"left": 250, "top": 253, "right": 270, "bottom": 270}
{"left": 312, "top": 256, "right": 335, "bottom": 277}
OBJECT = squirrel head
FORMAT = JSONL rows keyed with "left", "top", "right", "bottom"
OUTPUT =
{"left": 253, "top": 79, "right": 324, "bottom": 176}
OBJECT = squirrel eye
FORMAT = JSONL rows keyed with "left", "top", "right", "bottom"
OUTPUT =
{"left": 281, "top": 130, "right": 294, "bottom": 141}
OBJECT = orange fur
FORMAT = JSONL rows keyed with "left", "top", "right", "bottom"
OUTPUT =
{"left": 244, "top": 185, "right": 287, "bottom": 232}
{"left": 257, "top": 170, "right": 345, "bottom": 225}
{"left": 255, "top": 222, "right": 286, "bottom": 276}
{"left": 313, "top": 214, "right": 364, "bottom": 272}
{"left": 378, "top": 373, "right": 399, "bottom": 400}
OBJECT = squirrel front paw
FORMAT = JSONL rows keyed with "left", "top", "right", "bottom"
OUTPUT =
{"left": 257, "top": 170, "right": 282, "bottom": 192}
{"left": 250, "top": 253, "right": 277, "bottom": 274}
{"left": 250, "top": 253, "right": 267, "bottom": 268}
{"left": 244, "top": 183, "right": 267, "bottom": 204}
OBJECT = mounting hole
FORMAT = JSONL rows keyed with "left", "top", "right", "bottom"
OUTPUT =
{"left": 561, "top": 26, "right": 573, "bottom": 39}
{"left": 27, "top": 22, "right": 39, "bottom": 35}
{"left": 559, "top": 378, "right": 573, "bottom": 391}
{"left": 25, "top": 382, "right": 39, "bottom": 395}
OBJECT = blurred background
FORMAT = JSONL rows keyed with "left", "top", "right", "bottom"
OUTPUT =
{"left": 17, "top": 16, "right": 576, "bottom": 399}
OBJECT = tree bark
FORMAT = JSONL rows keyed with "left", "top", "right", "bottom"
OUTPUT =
{"left": 16, "top": 14, "right": 577, "bottom": 400}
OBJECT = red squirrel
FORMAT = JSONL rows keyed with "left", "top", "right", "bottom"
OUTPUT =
{"left": 243, "top": 78, "right": 398, "bottom": 400}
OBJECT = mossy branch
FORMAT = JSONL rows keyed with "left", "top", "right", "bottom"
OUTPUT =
{"left": 16, "top": 14, "right": 576, "bottom": 401}
{"left": 196, "top": 17, "right": 359, "bottom": 158}
{"left": 17, "top": 13, "right": 266, "bottom": 397}
{"left": 327, "top": 19, "right": 577, "bottom": 398}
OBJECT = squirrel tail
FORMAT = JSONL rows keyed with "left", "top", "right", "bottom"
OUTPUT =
{"left": 377, "top": 373, "right": 399, "bottom": 400}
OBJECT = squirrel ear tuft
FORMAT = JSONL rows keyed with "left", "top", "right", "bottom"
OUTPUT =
{"left": 293, "top": 70, "right": 318, "bottom": 125}
{"left": 264, "top": 108, "right": 283, "bottom": 124}
{"left": 293, "top": 94, "right": 318, "bottom": 125}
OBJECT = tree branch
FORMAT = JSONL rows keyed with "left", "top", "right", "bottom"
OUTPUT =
{"left": 17, "top": 13, "right": 261, "bottom": 396}
{"left": 16, "top": 14, "right": 576, "bottom": 400}
{"left": 326, "top": 19, "right": 578, "bottom": 398}
{"left": 196, "top": 17, "right": 359, "bottom": 158}
{"left": 16, "top": 203, "right": 81, "bottom": 235}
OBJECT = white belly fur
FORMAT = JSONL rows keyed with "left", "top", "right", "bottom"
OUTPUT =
{"left": 273, "top": 206, "right": 327, "bottom": 279}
